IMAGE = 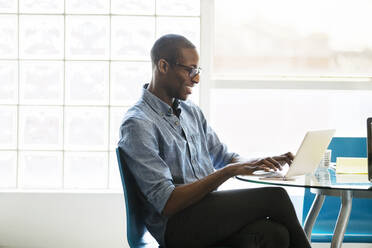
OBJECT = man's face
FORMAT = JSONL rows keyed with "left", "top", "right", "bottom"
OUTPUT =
{"left": 166, "top": 48, "right": 200, "bottom": 101}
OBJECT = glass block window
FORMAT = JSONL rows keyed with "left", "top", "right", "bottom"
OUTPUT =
{"left": 0, "top": 0, "right": 200, "bottom": 190}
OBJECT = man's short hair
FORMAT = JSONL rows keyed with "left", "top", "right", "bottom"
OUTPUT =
{"left": 150, "top": 34, "right": 196, "bottom": 68}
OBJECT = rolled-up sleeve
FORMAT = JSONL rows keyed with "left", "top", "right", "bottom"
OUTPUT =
{"left": 118, "top": 117, "right": 175, "bottom": 214}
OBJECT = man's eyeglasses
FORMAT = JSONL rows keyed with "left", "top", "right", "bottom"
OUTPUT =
{"left": 175, "top": 63, "right": 202, "bottom": 78}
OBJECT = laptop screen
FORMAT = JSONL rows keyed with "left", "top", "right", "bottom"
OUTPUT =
{"left": 368, "top": 117, "right": 372, "bottom": 182}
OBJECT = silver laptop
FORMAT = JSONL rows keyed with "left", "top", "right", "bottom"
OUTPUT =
{"left": 256, "top": 129, "right": 335, "bottom": 180}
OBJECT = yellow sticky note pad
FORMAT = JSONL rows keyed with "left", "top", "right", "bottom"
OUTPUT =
{"left": 336, "top": 157, "right": 368, "bottom": 174}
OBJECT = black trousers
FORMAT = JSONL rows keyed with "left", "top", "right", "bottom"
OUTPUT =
{"left": 165, "top": 187, "right": 311, "bottom": 248}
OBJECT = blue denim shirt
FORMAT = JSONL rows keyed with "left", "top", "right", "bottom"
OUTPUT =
{"left": 118, "top": 86, "right": 237, "bottom": 247}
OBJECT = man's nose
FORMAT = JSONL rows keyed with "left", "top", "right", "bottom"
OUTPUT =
{"left": 191, "top": 73, "right": 200, "bottom": 84}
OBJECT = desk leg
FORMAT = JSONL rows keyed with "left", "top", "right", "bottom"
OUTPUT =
{"left": 331, "top": 190, "right": 353, "bottom": 248}
{"left": 304, "top": 193, "right": 325, "bottom": 240}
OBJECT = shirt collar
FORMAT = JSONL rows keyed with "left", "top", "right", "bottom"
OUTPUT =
{"left": 142, "top": 84, "right": 180, "bottom": 117}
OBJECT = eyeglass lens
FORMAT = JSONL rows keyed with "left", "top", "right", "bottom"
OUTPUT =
{"left": 190, "top": 68, "right": 201, "bottom": 78}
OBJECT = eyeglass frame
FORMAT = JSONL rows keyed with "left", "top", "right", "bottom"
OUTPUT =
{"left": 174, "top": 63, "right": 202, "bottom": 78}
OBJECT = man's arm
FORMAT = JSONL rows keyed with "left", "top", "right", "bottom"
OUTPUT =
{"left": 162, "top": 152, "right": 294, "bottom": 217}
{"left": 162, "top": 163, "right": 235, "bottom": 216}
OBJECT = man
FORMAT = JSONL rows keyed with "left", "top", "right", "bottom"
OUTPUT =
{"left": 119, "top": 34, "right": 311, "bottom": 248}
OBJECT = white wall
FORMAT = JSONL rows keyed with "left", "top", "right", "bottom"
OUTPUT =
{"left": 0, "top": 191, "right": 128, "bottom": 248}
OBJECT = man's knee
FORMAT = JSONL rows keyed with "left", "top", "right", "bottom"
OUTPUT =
{"left": 265, "top": 186, "right": 288, "bottom": 197}
{"left": 241, "top": 219, "right": 289, "bottom": 248}
{"left": 259, "top": 187, "right": 291, "bottom": 205}
{"left": 259, "top": 219, "right": 289, "bottom": 248}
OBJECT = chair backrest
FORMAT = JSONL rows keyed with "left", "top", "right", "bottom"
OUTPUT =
{"left": 116, "top": 148, "right": 159, "bottom": 248}
{"left": 327, "top": 137, "right": 367, "bottom": 163}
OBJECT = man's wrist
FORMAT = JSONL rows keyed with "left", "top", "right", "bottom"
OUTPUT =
{"left": 222, "top": 164, "right": 238, "bottom": 178}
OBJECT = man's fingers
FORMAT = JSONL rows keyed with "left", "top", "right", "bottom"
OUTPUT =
{"left": 283, "top": 152, "right": 294, "bottom": 165}
{"left": 273, "top": 152, "right": 295, "bottom": 166}
{"left": 241, "top": 164, "right": 270, "bottom": 175}
{"left": 284, "top": 152, "right": 295, "bottom": 161}
{"left": 276, "top": 155, "right": 291, "bottom": 165}
{"left": 260, "top": 159, "right": 279, "bottom": 171}
{"left": 266, "top": 157, "right": 283, "bottom": 170}
{"left": 247, "top": 153, "right": 295, "bottom": 173}
{"left": 250, "top": 164, "right": 271, "bottom": 172}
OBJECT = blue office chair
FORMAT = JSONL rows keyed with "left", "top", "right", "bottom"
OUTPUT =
{"left": 302, "top": 137, "right": 372, "bottom": 243}
{"left": 116, "top": 148, "right": 159, "bottom": 248}
{"left": 116, "top": 148, "right": 231, "bottom": 248}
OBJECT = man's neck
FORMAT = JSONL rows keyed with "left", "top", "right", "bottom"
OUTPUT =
{"left": 147, "top": 81, "right": 174, "bottom": 107}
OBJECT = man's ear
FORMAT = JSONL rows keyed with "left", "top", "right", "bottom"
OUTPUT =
{"left": 157, "top": 59, "right": 169, "bottom": 74}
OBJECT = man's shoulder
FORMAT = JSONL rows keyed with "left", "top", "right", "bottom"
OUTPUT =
{"left": 123, "top": 102, "right": 155, "bottom": 127}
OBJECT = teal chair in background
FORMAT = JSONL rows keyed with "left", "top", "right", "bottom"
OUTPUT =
{"left": 116, "top": 148, "right": 231, "bottom": 248}
{"left": 302, "top": 137, "right": 372, "bottom": 242}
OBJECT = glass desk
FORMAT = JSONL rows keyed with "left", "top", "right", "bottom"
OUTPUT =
{"left": 236, "top": 168, "right": 372, "bottom": 248}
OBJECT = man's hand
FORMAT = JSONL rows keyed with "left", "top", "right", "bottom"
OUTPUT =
{"left": 229, "top": 152, "right": 294, "bottom": 176}
{"left": 272, "top": 152, "right": 294, "bottom": 166}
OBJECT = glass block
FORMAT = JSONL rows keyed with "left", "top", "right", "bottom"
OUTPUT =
{"left": 65, "top": 61, "right": 109, "bottom": 105}
{"left": 111, "top": 16, "right": 155, "bottom": 60}
{"left": 66, "top": 0, "right": 109, "bottom": 14}
{"left": 111, "top": 0, "right": 155, "bottom": 15}
{"left": 19, "top": 106, "right": 63, "bottom": 150}
{"left": 0, "top": 0, "right": 17, "bottom": 13}
{"left": 110, "top": 107, "right": 128, "bottom": 150}
{"left": 19, "top": 15, "right": 64, "bottom": 59}
{"left": 0, "top": 151, "right": 17, "bottom": 188}
{"left": 156, "top": 17, "right": 200, "bottom": 50}
{"left": 66, "top": 16, "right": 110, "bottom": 60}
{"left": 156, "top": 0, "right": 200, "bottom": 16}
{"left": 0, "top": 61, "right": 18, "bottom": 104}
{"left": 0, "top": 106, "right": 17, "bottom": 149}
{"left": 20, "top": 61, "right": 63, "bottom": 105}
{"left": 0, "top": 15, "right": 17, "bottom": 59}
{"left": 110, "top": 62, "right": 151, "bottom": 106}
{"left": 64, "top": 107, "right": 108, "bottom": 151}
{"left": 64, "top": 151, "right": 108, "bottom": 189}
{"left": 19, "top": 151, "right": 63, "bottom": 188}
{"left": 20, "top": 0, "right": 64, "bottom": 13}
{"left": 109, "top": 151, "right": 122, "bottom": 189}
